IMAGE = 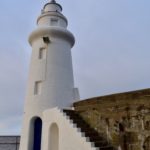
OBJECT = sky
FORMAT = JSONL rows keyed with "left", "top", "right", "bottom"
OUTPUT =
{"left": 0, "top": 0, "right": 150, "bottom": 135}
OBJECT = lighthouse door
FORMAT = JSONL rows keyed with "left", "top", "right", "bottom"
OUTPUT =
{"left": 33, "top": 118, "right": 42, "bottom": 150}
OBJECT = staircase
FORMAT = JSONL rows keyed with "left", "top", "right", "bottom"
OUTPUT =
{"left": 63, "top": 109, "right": 116, "bottom": 150}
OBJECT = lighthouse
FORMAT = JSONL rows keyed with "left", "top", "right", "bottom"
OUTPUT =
{"left": 20, "top": 0, "right": 79, "bottom": 150}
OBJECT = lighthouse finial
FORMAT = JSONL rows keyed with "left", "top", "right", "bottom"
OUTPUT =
{"left": 50, "top": 0, "right": 56, "bottom": 3}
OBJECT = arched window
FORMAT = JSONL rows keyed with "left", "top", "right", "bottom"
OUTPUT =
{"left": 49, "top": 123, "right": 59, "bottom": 150}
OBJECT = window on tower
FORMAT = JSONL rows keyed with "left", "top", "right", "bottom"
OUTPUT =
{"left": 34, "top": 81, "right": 42, "bottom": 95}
{"left": 39, "top": 48, "right": 46, "bottom": 59}
{"left": 50, "top": 18, "right": 58, "bottom": 26}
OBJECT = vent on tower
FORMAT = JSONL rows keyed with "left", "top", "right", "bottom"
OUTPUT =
{"left": 43, "top": 37, "right": 50, "bottom": 44}
{"left": 51, "top": 18, "right": 58, "bottom": 26}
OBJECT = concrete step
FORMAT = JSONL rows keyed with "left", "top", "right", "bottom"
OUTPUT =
{"left": 63, "top": 109, "right": 116, "bottom": 149}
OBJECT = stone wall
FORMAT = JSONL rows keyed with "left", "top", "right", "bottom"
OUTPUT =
{"left": 0, "top": 136, "right": 20, "bottom": 150}
{"left": 74, "top": 89, "right": 150, "bottom": 150}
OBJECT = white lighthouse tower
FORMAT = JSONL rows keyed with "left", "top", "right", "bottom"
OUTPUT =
{"left": 20, "top": 0, "right": 79, "bottom": 150}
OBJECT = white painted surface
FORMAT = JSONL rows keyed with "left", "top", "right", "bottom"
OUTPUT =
{"left": 42, "top": 108, "right": 96, "bottom": 150}
{"left": 20, "top": 1, "right": 80, "bottom": 150}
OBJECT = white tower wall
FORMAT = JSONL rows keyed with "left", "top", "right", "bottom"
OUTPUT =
{"left": 25, "top": 27, "right": 76, "bottom": 115}
{"left": 20, "top": 1, "right": 79, "bottom": 150}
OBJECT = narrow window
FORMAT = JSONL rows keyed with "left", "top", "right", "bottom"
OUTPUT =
{"left": 34, "top": 81, "right": 42, "bottom": 95}
{"left": 51, "top": 18, "right": 58, "bottom": 26}
{"left": 39, "top": 48, "right": 46, "bottom": 59}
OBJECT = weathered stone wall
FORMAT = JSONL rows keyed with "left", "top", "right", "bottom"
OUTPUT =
{"left": 0, "top": 136, "right": 20, "bottom": 150}
{"left": 74, "top": 89, "right": 150, "bottom": 150}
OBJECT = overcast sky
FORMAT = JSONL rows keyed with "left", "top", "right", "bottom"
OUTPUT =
{"left": 0, "top": 0, "right": 149, "bottom": 135}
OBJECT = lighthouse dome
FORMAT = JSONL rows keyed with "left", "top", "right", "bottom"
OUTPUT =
{"left": 37, "top": 0, "right": 68, "bottom": 28}
{"left": 43, "top": 0, "right": 62, "bottom": 13}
